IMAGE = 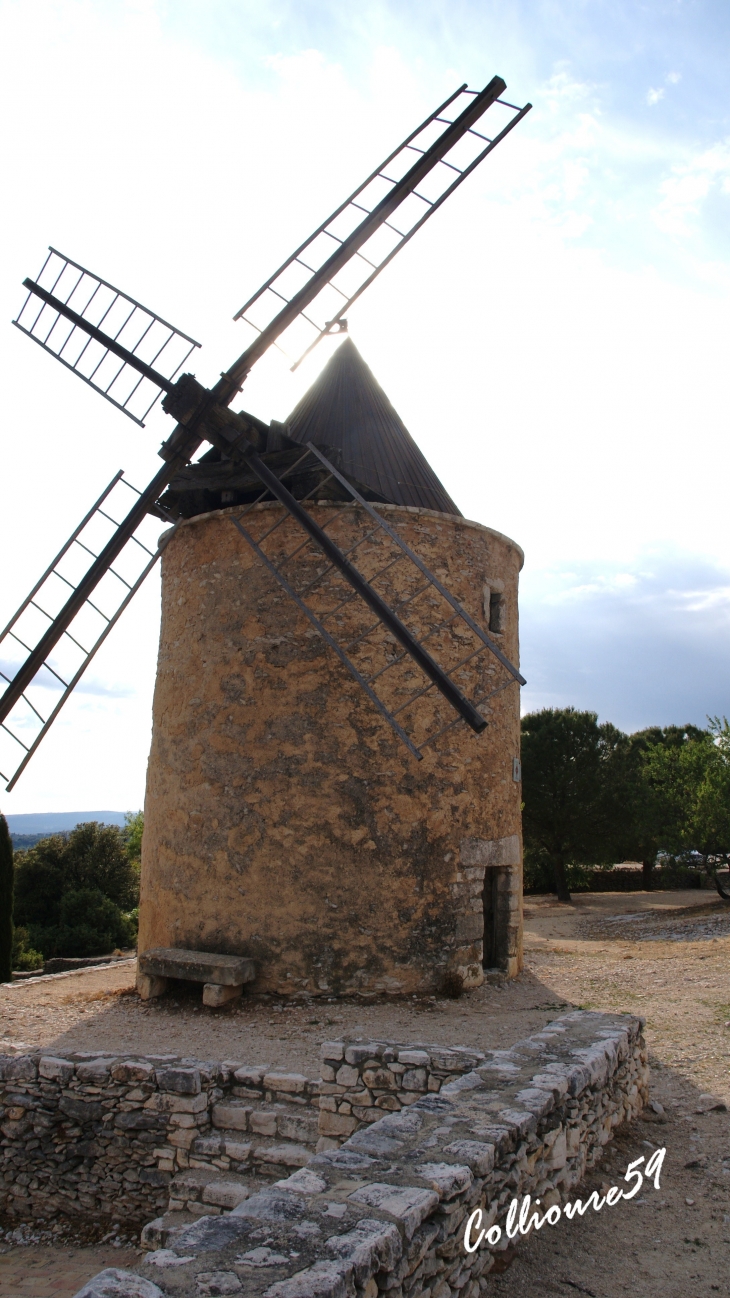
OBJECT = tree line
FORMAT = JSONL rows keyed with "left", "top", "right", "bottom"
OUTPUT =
{"left": 0, "top": 814, "right": 142, "bottom": 981}
{"left": 521, "top": 708, "right": 730, "bottom": 901}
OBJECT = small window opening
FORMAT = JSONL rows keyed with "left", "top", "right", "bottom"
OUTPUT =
{"left": 489, "top": 591, "right": 505, "bottom": 635}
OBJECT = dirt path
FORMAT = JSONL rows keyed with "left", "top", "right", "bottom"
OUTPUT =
{"left": 1, "top": 889, "right": 729, "bottom": 1296}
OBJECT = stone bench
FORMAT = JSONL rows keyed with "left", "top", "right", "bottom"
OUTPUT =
{"left": 137, "top": 947, "right": 255, "bottom": 1006}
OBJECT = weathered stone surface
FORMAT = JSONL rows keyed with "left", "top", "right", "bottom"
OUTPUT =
{"left": 264, "top": 1072, "right": 308, "bottom": 1094}
{"left": 232, "top": 1190, "right": 307, "bottom": 1223}
{"left": 76, "top": 1058, "right": 113, "bottom": 1083}
{"left": 138, "top": 503, "right": 524, "bottom": 995}
{"left": 325, "top": 1220, "right": 402, "bottom": 1284}
{"left": 275, "top": 1168, "right": 328, "bottom": 1195}
{"left": 196, "top": 1273, "right": 242, "bottom": 1295}
{"left": 442, "top": 1139, "right": 494, "bottom": 1176}
{"left": 138, "top": 948, "right": 255, "bottom": 986}
{"left": 11, "top": 1011, "right": 648, "bottom": 1298}
{"left": 255, "top": 1142, "right": 312, "bottom": 1167}
{"left": 347, "top": 1183, "right": 440, "bottom": 1239}
{"left": 203, "top": 982, "right": 243, "bottom": 1007}
{"left": 112, "top": 1059, "right": 155, "bottom": 1083}
{"left": 39, "top": 1056, "right": 75, "bottom": 1083}
{"left": 413, "top": 1162, "right": 473, "bottom": 1199}
{"left": 157, "top": 1067, "right": 201, "bottom": 1094}
{"left": 59, "top": 1095, "right": 104, "bottom": 1123}
{"left": 72, "top": 1269, "right": 164, "bottom": 1298}
{"left": 263, "top": 1260, "right": 353, "bottom": 1298}
{"left": 212, "top": 1102, "right": 250, "bottom": 1131}
{"left": 136, "top": 973, "right": 169, "bottom": 1001}
{"left": 201, "top": 1179, "right": 251, "bottom": 1208}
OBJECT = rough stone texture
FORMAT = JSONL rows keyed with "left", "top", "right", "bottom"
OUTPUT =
{"left": 316, "top": 1040, "right": 491, "bottom": 1146}
{"left": 138, "top": 948, "right": 256, "bottom": 986}
{"left": 139, "top": 502, "right": 524, "bottom": 995}
{"left": 0, "top": 1051, "right": 321, "bottom": 1226}
{"left": 73, "top": 1011, "right": 647, "bottom": 1298}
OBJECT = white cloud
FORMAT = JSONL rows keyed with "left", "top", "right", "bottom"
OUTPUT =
{"left": 654, "top": 140, "right": 730, "bottom": 236}
{"left": 646, "top": 87, "right": 665, "bottom": 106}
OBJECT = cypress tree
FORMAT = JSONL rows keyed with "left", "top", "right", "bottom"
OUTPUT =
{"left": 0, "top": 813, "right": 13, "bottom": 982}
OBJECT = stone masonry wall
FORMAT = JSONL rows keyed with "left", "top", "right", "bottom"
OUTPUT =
{"left": 0, "top": 1053, "right": 322, "bottom": 1226}
{"left": 73, "top": 1010, "right": 648, "bottom": 1298}
{"left": 139, "top": 502, "right": 524, "bottom": 996}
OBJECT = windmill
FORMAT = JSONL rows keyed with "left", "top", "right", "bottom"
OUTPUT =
{"left": 0, "top": 77, "right": 530, "bottom": 793}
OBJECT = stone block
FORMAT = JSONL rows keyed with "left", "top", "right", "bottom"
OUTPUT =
{"left": 275, "top": 1167, "right": 328, "bottom": 1195}
{"left": 223, "top": 1139, "right": 253, "bottom": 1161}
{"left": 397, "top": 1051, "right": 430, "bottom": 1068}
{"left": 400, "top": 1069, "right": 427, "bottom": 1092}
{"left": 442, "top": 1140, "right": 494, "bottom": 1176}
{"left": 39, "top": 1056, "right": 75, "bottom": 1084}
{"left": 263, "top": 1072, "right": 308, "bottom": 1094}
{"left": 71, "top": 1268, "right": 164, "bottom": 1298}
{"left": 255, "top": 1143, "right": 312, "bottom": 1167}
{"left": 335, "top": 1064, "right": 360, "bottom": 1087}
{"left": 233, "top": 1065, "right": 270, "bottom": 1086}
{"left": 318, "top": 1110, "right": 358, "bottom": 1137}
{"left": 111, "top": 1060, "right": 155, "bottom": 1084}
{"left": 414, "top": 1162, "right": 472, "bottom": 1200}
{"left": 212, "top": 1103, "right": 250, "bottom": 1131}
{"left": 77, "top": 1059, "right": 113, "bottom": 1084}
{"left": 345, "top": 1044, "right": 380, "bottom": 1066}
{"left": 250, "top": 1111, "right": 277, "bottom": 1136}
{"left": 138, "top": 947, "right": 255, "bottom": 986}
{"left": 203, "top": 982, "right": 243, "bottom": 1007}
{"left": 145, "top": 1090, "right": 208, "bottom": 1114}
{"left": 2, "top": 1056, "right": 37, "bottom": 1081}
{"left": 362, "top": 1067, "right": 397, "bottom": 1090}
{"left": 59, "top": 1095, "right": 104, "bottom": 1124}
{"left": 195, "top": 1272, "right": 242, "bottom": 1296}
{"left": 347, "top": 1183, "right": 439, "bottom": 1240}
{"left": 136, "top": 973, "right": 169, "bottom": 1001}
{"left": 277, "top": 1112, "right": 319, "bottom": 1143}
{"left": 202, "top": 1179, "right": 251, "bottom": 1208}
{"left": 320, "top": 1042, "right": 345, "bottom": 1062}
{"left": 156, "top": 1067, "right": 201, "bottom": 1095}
{"left": 460, "top": 834, "right": 521, "bottom": 868}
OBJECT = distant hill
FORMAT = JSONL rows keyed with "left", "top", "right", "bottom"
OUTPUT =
{"left": 5, "top": 811, "right": 129, "bottom": 836}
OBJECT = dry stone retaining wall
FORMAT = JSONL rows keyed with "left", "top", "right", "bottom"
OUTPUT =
{"left": 0, "top": 1053, "right": 322, "bottom": 1226}
{"left": 69, "top": 1010, "right": 648, "bottom": 1298}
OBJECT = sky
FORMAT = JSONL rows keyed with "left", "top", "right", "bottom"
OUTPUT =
{"left": 1, "top": 0, "right": 729, "bottom": 812}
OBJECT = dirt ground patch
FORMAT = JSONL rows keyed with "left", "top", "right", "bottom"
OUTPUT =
{"left": 1, "top": 888, "right": 729, "bottom": 1296}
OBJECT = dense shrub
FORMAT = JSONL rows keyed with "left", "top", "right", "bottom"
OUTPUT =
{"left": 11, "top": 927, "right": 43, "bottom": 971}
{"left": 13, "top": 821, "right": 140, "bottom": 961}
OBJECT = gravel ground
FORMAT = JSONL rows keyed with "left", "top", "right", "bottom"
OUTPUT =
{"left": 1, "top": 888, "right": 729, "bottom": 1297}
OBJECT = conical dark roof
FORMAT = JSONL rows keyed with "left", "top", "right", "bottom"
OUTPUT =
{"left": 283, "top": 338, "right": 461, "bottom": 515}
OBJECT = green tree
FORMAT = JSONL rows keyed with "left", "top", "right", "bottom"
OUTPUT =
{"left": 123, "top": 810, "right": 143, "bottom": 868}
{"left": 521, "top": 708, "right": 626, "bottom": 902}
{"left": 13, "top": 820, "right": 140, "bottom": 959}
{"left": 612, "top": 724, "right": 706, "bottom": 888}
{"left": 0, "top": 814, "right": 13, "bottom": 982}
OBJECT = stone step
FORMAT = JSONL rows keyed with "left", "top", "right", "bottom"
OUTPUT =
{"left": 210, "top": 1097, "right": 320, "bottom": 1146}
{"left": 168, "top": 1167, "right": 255, "bottom": 1215}
{"left": 189, "top": 1131, "right": 313, "bottom": 1177}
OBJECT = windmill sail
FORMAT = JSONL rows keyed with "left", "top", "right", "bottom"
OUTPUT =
{"left": 232, "top": 79, "right": 531, "bottom": 373}
{"left": 2, "top": 75, "right": 531, "bottom": 787}
{"left": 14, "top": 249, "right": 201, "bottom": 425}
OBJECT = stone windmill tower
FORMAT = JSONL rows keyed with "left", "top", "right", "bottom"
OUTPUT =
{"left": 139, "top": 338, "right": 524, "bottom": 997}
{"left": 1, "top": 78, "right": 530, "bottom": 999}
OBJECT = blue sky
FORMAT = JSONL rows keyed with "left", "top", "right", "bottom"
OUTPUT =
{"left": 1, "top": 0, "right": 729, "bottom": 809}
